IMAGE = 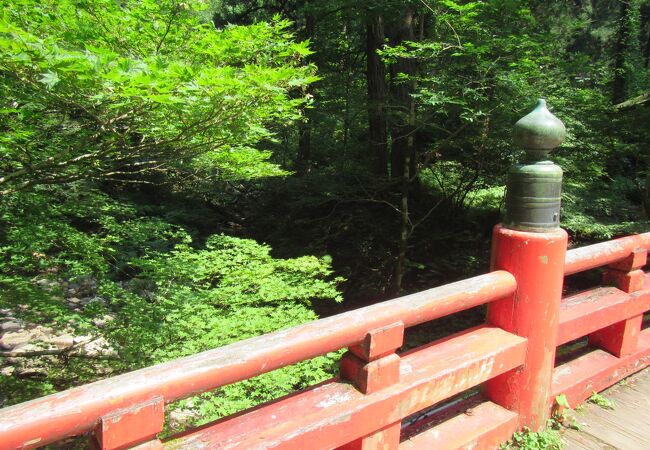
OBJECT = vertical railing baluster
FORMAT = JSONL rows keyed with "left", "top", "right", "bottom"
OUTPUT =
{"left": 338, "top": 321, "right": 404, "bottom": 449}
{"left": 589, "top": 248, "right": 647, "bottom": 356}
{"left": 91, "top": 396, "right": 164, "bottom": 450}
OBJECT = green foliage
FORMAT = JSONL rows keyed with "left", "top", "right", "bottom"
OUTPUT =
{"left": 588, "top": 391, "right": 615, "bottom": 409}
{"left": 0, "top": 186, "right": 343, "bottom": 417}
{"left": 0, "top": 186, "right": 186, "bottom": 278}
{"left": 555, "top": 394, "right": 570, "bottom": 409}
{"left": 0, "top": 186, "right": 188, "bottom": 344}
{"left": 109, "top": 234, "right": 342, "bottom": 364}
{"left": 617, "top": 0, "right": 647, "bottom": 99}
{"left": 553, "top": 395, "right": 582, "bottom": 431}
{"left": 465, "top": 186, "right": 506, "bottom": 210}
{"left": 562, "top": 179, "right": 649, "bottom": 240}
{"left": 0, "top": 0, "right": 315, "bottom": 194}
{"left": 3, "top": 0, "right": 650, "bottom": 432}
{"left": 502, "top": 417, "right": 565, "bottom": 450}
{"left": 503, "top": 397, "right": 577, "bottom": 449}
{"left": 0, "top": 0, "right": 340, "bottom": 418}
{"left": 502, "top": 426, "right": 563, "bottom": 450}
{"left": 167, "top": 351, "right": 342, "bottom": 430}
{"left": 101, "top": 233, "right": 343, "bottom": 424}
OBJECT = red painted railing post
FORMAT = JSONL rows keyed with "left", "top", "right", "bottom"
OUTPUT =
{"left": 338, "top": 321, "right": 404, "bottom": 449}
{"left": 484, "top": 226, "right": 567, "bottom": 430}
{"left": 484, "top": 99, "right": 568, "bottom": 430}
{"left": 589, "top": 248, "right": 647, "bottom": 357}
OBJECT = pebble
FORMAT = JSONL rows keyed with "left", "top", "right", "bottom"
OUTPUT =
{"left": 81, "top": 338, "right": 115, "bottom": 357}
{"left": 0, "top": 321, "right": 22, "bottom": 333}
{"left": 73, "top": 335, "right": 92, "bottom": 345}
{"left": 83, "top": 297, "right": 107, "bottom": 307}
{"left": 92, "top": 315, "right": 115, "bottom": 329}
{"left": 11, "top": 343, "right": 42, "bottom": 353}
{"left": 16, "top": 367, "right": 48, "bottom": 378}
{"left": 0, "top": 366, "right": 15, "bottom": 376}
{"left": 0, "top": 331, "right": 32, "bottom": 349}
{"left": 1, "top": 275, "right": 117, "bottom": 381}
{"left": 49, "top": 335, "right": 75, "bottom": 349}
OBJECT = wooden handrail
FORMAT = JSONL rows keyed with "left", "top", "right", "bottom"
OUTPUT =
{"left": 0, "top": 271, "right": 515, "bottom": 450}
{"left": 2, "top": 231, "right": 650, "bottom": 449}
{"left": 564, "top": 232, "right": 650, "bottom": 275}
{"left": 164, "top": 326, "right": 527, "bottom": 449}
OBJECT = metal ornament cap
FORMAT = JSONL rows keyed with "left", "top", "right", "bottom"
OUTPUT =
{"left": 504, "top": 98, "right": 566, "bottom": 232}
{"left": 513, "top": 99, "right": 566, "bottom": 151}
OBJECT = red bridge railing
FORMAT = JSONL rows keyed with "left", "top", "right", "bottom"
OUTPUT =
{"left": 0, "top": 229, "right": 649, "bottom": 450}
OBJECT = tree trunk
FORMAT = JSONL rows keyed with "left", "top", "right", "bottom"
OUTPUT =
{"left": 613, "top": 1, "right": 641, "bottom": 104}
{"left": 297, "top": 11, "right": 315, "bottom": 175}
{"left": 642, "top": 3, "right": 650, "bottom": 67}
{"left": 388, "top": 9, "right": 416, "bottom": 180}
{"left": 613, "top": 2, "right": 630, "bottom": 103}
{"left": 297, "top": 121, "right": 311, "bottom": 175}
{"left": 388, "top": 9, "right": 418, "bottom": 294}
{"left": 366, "top": 11, "right": 388, "bottom": 177}
{"left": 643, "top": 168, "right": 650, "bottom": 219}
{"left": 343, "top": 21, "right": 352, "bottom": 155}
{"left": 645, "top": 26, "right": 650, "bottom": 67}
{"left": 393, "top": 152, "right": 410, "bottom": 295}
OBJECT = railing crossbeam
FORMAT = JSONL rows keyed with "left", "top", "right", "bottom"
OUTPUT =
{"left": 0, "top": 272, "right": 516, "bottom": 450}
{"left": 163, "top": 326, "right": 527, "bottom": 449}
{"left": 400, "top": 400, "right": 518, "bottom": 450}
{"left": 557, "top": 285, "right": 650, "bottom": 346}
{"left": 552, "top": 328, "right": 650, "bottom": 407}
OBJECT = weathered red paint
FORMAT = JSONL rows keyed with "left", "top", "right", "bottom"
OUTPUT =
{"left": 552, "top": 328, "right": 650, "bottom": 407}
{"left": 338, "top": 423, "right": 401, "bottom": 450}
{"left": 608, "top": 248, "right": 648, "bottom": 272}
{"left": 564, "top": 232, "right": 650, "bottom": 275}
{"left": 2, "top": 229, "right": 649, "bottom": 449}
{"left": 341, "top": 322, "right": 403, "bottom": 395}
{"left": 589, "top": 252, "right": 647, "bottom": 357}
{"left": 340, "top": 323, "right": 404, "bottom": 449}
{"left": 340, "top": 352, "right": 401, "bottom": 395}
{"left": 162, "top": 326, "right": 527, "bottom": 449}
{"left": 130, "top": 442, "right": 164, "bottom": 450}
{"left": 93, "top": 440, "right": 164, "bottom": 450}
{"left": 484, "top": 225, "right": 567, "bottom": 430}
{"left": 557, "top": 286, "right": 650, "bottom": 346}
{"left": 0, "top": 272, "right": 515, "bottom": 450}
{"left": 603, "top": 268, "right": 646, "bottom": 292}
{"left": 400, "top": 394, "right": 486, "bottom": 441}
{"left": 400, "top": 400, "right": 518, "bottom": 450}
{"left": 94, "top": 397, "right": 164, "bottom": 450}
{"left": 350, "top": 321, "right": 404, "bottom": 362}
{"left": 589, "top": 314, "right": 644, "bottom": 357}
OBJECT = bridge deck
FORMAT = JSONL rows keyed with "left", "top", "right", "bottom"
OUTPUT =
{"left": 562, "top": 367, "right": 650, "bottom": 449}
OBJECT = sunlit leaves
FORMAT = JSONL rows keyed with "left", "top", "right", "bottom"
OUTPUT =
{"left": 0, "top": 0, "right": 316, "bottom": 193}
{"left": 0, "top": 184, "right": 344, "bottom": 414}
{"left": 38, "top": 71, "right": 60, "bottom": 89}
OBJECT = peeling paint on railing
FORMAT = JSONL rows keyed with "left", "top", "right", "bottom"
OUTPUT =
{"left": 565, "top": 233, "right": 650, "bottom": 275}
{"left": 0, "top": 271, "right": 515, "bottom": 449}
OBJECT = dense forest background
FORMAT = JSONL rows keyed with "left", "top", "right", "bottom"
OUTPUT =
{"left": 1, "top": 0, "right": 650, "bottom": 433}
